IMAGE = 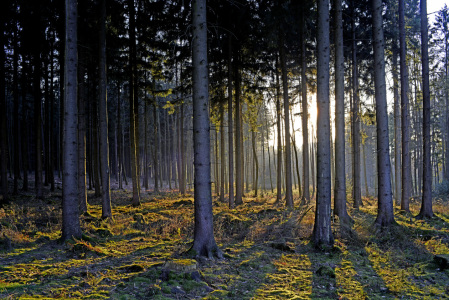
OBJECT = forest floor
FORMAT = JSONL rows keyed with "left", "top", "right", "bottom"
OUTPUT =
{"left": 1, "top": 185, "right": 449, "bottom": 299}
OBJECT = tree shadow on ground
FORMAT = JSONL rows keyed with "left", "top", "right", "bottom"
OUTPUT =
{"left": 343, "top": 207, "right": 449, "bottom": 299}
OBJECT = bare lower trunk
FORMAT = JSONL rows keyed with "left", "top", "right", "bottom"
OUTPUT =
{"left": 99, "top": 0, "right": 112, "bottom": 218}
{"left": 399, "top": 0, "right": 411, "bottom": 212}
{"left": 190, "top": 0, "right": 222, "bottom": 258}
{"left": 61, "top": 0, "right": 82, "bottom": 241}
{"left": 227, "top": 38, "right": 234, "bottom": 208}
{"left": 333, "top": 0, "right": 350, "bottom": 222}
{"left": 279, "top": 36, "right": 293, "bottom": 208}
{"left": 418, "top": 0, "right": 433, "bottom": 219}
{"left": 313, "top": 0, "right": 334, "bottom": 248}
{"left": 372, "top": 0, "right": 395, "bottom": 227}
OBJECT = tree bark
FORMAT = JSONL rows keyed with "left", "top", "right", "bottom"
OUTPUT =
{"left": 220, "top": 101, "right": 225, "bottom": 202}
{"left": 333, "top": 0, "right": 350, "bottom": 222}
{"left": 300, "top": 7, "right": 310, "bottom": 203}
{"left": 21, "top": 63, "right": 29, "bottom": 192}
{"left": 372, "top": 0, "right": 395, "bottom": 227}
{"left": 128, "top": 0, "right": 140, "bottom": 206}
{"left": 351, "top": 0, "right": 361, "bottom": 209}
{"left": 78, "top": 57, "right": 87, "bottom": 214}
{"left": 13, "top": 27, "right": 19, "bottom": 195}
{"left": 313, "top": 0, "right": 334, "bottom": 248}
{"left": 399, "top": 0, "right": 411, "bottom": 212}
{"left": 392, "top": 46, "right": 401, "bottom": 205}
{"left": 235, "top": 54, "right": 243, "bottom": 206}
{"left": 34, "top": 17, "right": 43, "bottom": 200}
{"left": 190, "top": 0, "right": 222, "bottom": 258}
{"left": 227, "top": 37, "right": 235, "bottom": 208}
{"left": 61, "top": 0, "right": 82, "bottom": 241}
{"left": 279, "top": 35, "right": 293, "bottom": 208}
{"left": 99, "top": 0, "right": 112, "bottom": 218}
{"left": 275, "top": 58, "right": 283, "bottom": 203}
{"left": 418, "top": 0, "right": 433, "bottom": 219}
{"left": 0, "top": 16, "right": 7, "bottom": 201}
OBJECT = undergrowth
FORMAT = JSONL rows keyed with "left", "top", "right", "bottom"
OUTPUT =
{"left": 0, "top": 189, "right": 449, "bottom": 299}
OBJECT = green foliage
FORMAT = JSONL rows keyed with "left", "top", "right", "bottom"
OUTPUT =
{"left": 434, "top": 180, "right": 449, "bottom": 200}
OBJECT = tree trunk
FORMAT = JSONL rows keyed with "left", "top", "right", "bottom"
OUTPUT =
{"left": 220, "top": 101, "right": 225, "bottom": 202}
{"left": 61, "top": 0, "right": 82, "bottom": 241}
{"left": 399, "top": 0, "right": 411, "bottom": 212}
{"left": 313, "top": 0, "right": 334, "bottom": 248}
{"left": 21, "top": 64, "right": 29, "bottom": 192}
{"left": 179, "top": 103, "right": 186, "bottom": 194}
{"left": 0, "top": 17, "right": 7, "bottom": 201}
{"left": 13, "top": 27, "right": 19, "bottom": 195}
{"left": 275, "top": 58, "right": 283, "bottom": 203}
{"left": 153, "top": 101, "right": 159, "bottom": 193}
{"left": 333, "top": 0, "right": 350, "bottom": 222}
{"left": 34, "top": 24, "right": 43, "bottom": 200}
{"left": 128, "top": 0, "right": 140, "bottom": 206}
{"left": 235, "top": 54, "right": 243, "bottom": 205}
{"left": 351, "top": 0, "right": 361, "bottom": 209}
{"left": 418, "top": 0, "right": 433, "bottom": 219}
{"left": 98, "top": 0, "right": 112, "bottom": 218}
{"left": 300, "top": 8, "right": 310, "bottom": 203}
{"left": 117, "top": 81, "right": 123, "bottom": 189}
{"left": 279, "top": 35, "right": 293, "bottom": 208}
{"left": 92, "top": 90, "right": 101, "bottom": 198}
{"left": 252, "top": 131, "right": 259, "bottom": 197}
{"left": 78, "top": 57, "right": 87, "bottom": 214}
{"left": 392, "top": 46, "right": 401, "bottom": 205}
{"left": 372, "top": 0, "right": 395, "bottom": 227}
{"left": 227, "top": 37, "right": 235, "bottom": 208}
{"left": 190, "top": 0, "right": 222, "bottom": 258}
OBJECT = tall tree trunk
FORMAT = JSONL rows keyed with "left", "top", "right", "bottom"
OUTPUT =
{"left": 21, "top": 63, "right": 29, "bottom": 192}
{"left": 372, "top": 0, "right": 395, "bottom": 227}
{"left": 44, "top": 59, "right": 50, "bottom": 187}
{"left": 153, "top": 101, "right": 159, "bottom": 193}
{"left": 34, "top": 22, "right": 43, "bottom": 200}
{"left": 190, "top": 0, "right": 222, "bottom": 258}
{"left": 78, "top": 58, "right": 87, "bottom": 214}
{"left": 61, "top": 0, "right": 82, "bottom": 241}
{"left": 128, "top": 0, "right": 140, "bottom": 206}
{"left": 99, "top": 0, "right": 112, "bottom": 218}
{"left": 220, "top": 101, "right": 225, "bottom": 202}
{"left": 275, "top": 58, "right": 283, "bottom": 203}
{"left": 351, "top": 0, "right": 361, "bottom": 209}
{"left": 117, "top": 81, "right": 123, "bottom": 189}
{"left": 235, "top": 54, "right": 243, "bottom": 205}
{"left": 143, "top": 98, "right": 149, "bottom": 189}
{"left": 300, "top": 7, "right": 310, "bottom": 203}
{"left": 227, "top": 38, "right": 235, "bottom": 208}
{"left": 392, "top": 45, "right": 401, "bottom": 205}
{"left": 214, "top": 129, "right": 219, "bottom": 195}
{"left": 13, "top": 26, "right": 19, "bottom": 195}
{"left": 290, "top": 108, "right": 302, "bottom": 197}
{"left": 252, "top": 131, "right": 259, "bottom": 197}
{"left": 179, "top": 103, "right": 186, "bottom": 194}
{"left": 333, "top": 0, "right": 350, "bottom": 222}
{"left": 279, "top": 36, "right": 293, "bottom": 208}
{"left": 0, "top": 16, "right": 7, "bottom": 201}
{"left": 313, "top": 0, "right": 334, "bottom": 248}
{"left": 49, "top": 34, "right": 55, "bottom": 191}
{"left": 418, "top": 0, "right": 433, "bottom": 219}
{"left": 399, "top": 0, "right": 411, "bottom": 212}
{"left": 92, "top": 90, "right": 101, "bottom": 197}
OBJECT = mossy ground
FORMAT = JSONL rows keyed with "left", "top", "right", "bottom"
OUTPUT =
{"left": 1, "top": 188, "right": 449, "bottom": 299}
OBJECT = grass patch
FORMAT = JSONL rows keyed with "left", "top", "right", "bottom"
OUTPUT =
{"left": 1, "top": 189, "right": 449, "bottom": 298}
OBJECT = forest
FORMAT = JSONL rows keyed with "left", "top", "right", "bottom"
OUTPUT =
{"left": 1, "top": 0, "right": 449, "bottom": 298}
